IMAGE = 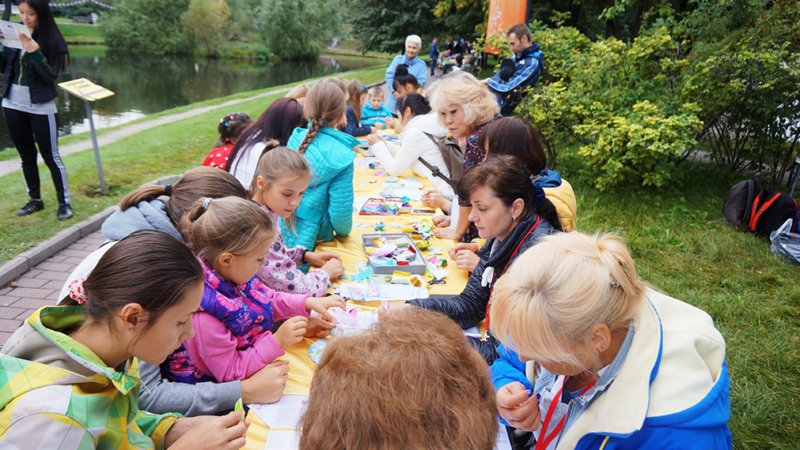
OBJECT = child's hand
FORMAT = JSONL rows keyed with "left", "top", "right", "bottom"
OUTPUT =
{"left": 365, "top": 134, "right": 383, "bottom": 145}
{"left": 304, "top": 250, "right": 340, "bottom": 266}
{"left": 320, "top": 258, "right": 344, "bottom": 280}
{"left": 374, "top": 122, "right": 385, "bottom": 130}
{"left": 305, "top": 295, "right": 346, "bottom": 321}
{"left": 274, "top": 316, "right": 308, "bottom": 348}
{"left": 166, "top": 412, "right": 248, "bottom": 450}
{"left": 304, "top": 311, "right": 336, "bottom": 338}
{"left": 496, "top": 382, "right": 541, "bottom": 432}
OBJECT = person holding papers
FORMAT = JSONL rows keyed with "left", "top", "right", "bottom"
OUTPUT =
{"left": 1, "top": 0, "right": 72, "bottom": 220}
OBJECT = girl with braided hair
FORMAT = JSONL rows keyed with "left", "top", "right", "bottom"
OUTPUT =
{"left": 284, "top": 80, "right": 358, "bottom": 250}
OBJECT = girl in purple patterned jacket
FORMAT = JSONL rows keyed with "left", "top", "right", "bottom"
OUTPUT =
{"left": 164, "top": 196, "right": 344, "bottom": 383}
{"left": 249, "top": 143, "right": 344, "bottom": 296}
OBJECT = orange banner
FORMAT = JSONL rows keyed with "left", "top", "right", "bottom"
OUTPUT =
{"left": 485, "top": 0, "right": 528, "bottom": 54}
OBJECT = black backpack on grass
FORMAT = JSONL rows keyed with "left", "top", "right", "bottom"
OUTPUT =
{"left": 723, "top": 178, "right": 799, "bottom": 236}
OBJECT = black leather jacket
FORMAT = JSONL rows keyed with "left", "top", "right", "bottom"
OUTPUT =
{"left": 409, "top": 212, "right": 555, "bottom": 329}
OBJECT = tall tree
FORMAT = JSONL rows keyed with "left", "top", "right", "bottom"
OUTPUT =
{"left": 257, "top": 0, "right": 345, "bottom": 60}
{"left": 349, "top": 0, "right": 439, "bottom": 53}
{"left": 182, "top": 0, "right": 232, "bottom": 56}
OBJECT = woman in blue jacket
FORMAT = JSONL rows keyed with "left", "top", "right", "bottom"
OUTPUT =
{"left": 489, "top": 232, "right": 732, "bottom": 449}
{"left": 284, "top": 80, "right": 358, "bottom": 251}
{"left": 1, "top": 0, "right": 72, "bottom": 220}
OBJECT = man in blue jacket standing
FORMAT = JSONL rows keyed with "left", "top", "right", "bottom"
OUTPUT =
{"left": 486, "top": 24, "right": 544, "bottom": 115}
{"left": 385, "top": 34, "right": 427, "bottom": 113}
{"left": 429, "top": 36, "right": 439, "bottom": 77}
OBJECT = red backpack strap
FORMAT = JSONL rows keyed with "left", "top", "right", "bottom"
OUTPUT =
{"left": 748, "top": 192, "right": 782, "bottom": 232}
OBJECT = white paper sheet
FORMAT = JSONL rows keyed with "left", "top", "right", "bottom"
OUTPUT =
{"left": 248, "top": 394, "right": 308, "bottom": 430}
{"left": 264, "top": 429, "right": 300, "bottom": 450}
{"left": 495, "top": 423, "right": 513, "bottom": 450}
{"left": 0, "top": 20, "right": 31, "bottom": 50}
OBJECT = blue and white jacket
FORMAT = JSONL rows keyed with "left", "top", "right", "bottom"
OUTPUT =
{"left": 487, "top": 43, "right": 543, "bottom": 95}
{"left": 385, "top": 54, "right": 428, "bottom": 112}
{"left": 283, "top": 124, "right": 358, "bottom": 251}
{"left": 490, "top": 289, "right": 732, "bottom": 449}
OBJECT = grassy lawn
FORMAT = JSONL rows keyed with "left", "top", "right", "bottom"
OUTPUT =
{"left": 557, "top": 151, "right": 800, "bottom": 448}
{"left": 0, "top": 66, "right": 386, "bottom": 262}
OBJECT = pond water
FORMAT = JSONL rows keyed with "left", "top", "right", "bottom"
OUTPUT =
{"left": 0, "top": 47, "right": 380, "bottom": 151}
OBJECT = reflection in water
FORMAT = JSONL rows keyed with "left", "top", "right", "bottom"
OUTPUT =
{"left": 0, "top": 50, "right": 377, "bottom": 150}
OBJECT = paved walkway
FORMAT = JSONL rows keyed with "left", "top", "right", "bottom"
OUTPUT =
{"left": 0, "top": 232, "right": 105, "bottom": 345}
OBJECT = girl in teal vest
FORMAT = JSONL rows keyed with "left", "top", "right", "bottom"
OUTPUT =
{"left": 284, "top": 80, "right": 359, "bottom": 250}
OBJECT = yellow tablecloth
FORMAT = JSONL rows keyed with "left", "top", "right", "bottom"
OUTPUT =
{"left": 243, "top": 152, "right": 471, "bottom": 449}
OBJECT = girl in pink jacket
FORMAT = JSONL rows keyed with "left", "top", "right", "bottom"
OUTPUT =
{"left": 163, "top": 197, "right": 343, "bottom": 383}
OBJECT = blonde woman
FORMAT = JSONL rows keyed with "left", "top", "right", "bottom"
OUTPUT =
{"left": 427, "top": 71, "right": 500, "bottom": 242}
{"left": 489, "top": 232, "right": 731, "bottom": 449}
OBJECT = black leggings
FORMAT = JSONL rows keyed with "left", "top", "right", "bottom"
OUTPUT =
{"left": 3, "top": 107, "right": 70, "bottom": 205}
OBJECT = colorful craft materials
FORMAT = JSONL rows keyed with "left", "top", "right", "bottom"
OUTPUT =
{"left": 309, "top": 339, "right": 328, "bottom": 364}
{"left": 329, "top": 307, "right": 380, "bottom": 338}
{"left": 362, "top": 233, "right": 427, "bottom": 274}
{"left": 374, "top": 221, "right": 385, "bottom": 231}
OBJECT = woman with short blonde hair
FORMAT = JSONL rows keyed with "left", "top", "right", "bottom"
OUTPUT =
{"left": 489, "top": 232, "right": 731, "bottom": 449}
{"left": 429, "top": 71, "right": 499, "bottom": 131}
{"left": 427, "top": 71, "right": 501, "bottom": 243}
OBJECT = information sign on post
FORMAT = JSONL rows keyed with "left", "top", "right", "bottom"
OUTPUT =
{"left": 58, "top": 78, "right": 114, "bottom": 193}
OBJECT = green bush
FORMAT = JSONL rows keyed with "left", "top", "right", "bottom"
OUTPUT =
{"left": 520, "top": 26, "right": 701, "bottom": 190}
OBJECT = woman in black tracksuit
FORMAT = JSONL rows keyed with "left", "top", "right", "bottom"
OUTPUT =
{"left": 1, "top": 0, "right": 72, "bottom": 220}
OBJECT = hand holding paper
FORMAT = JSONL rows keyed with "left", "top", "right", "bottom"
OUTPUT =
{"left": 0, "top": 20, "right": 32, "bottom": 50}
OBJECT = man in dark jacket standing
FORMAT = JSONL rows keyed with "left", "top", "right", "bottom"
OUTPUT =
{"left": 429, "top": 36, "right": 439, "bottom": 77}
{"left": 486, "top": 24, "right": 544, "bottom": 116}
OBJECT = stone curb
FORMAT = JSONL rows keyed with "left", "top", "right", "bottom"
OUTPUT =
{"left": 0, "top": 174, "right": 180, "bottom": 288}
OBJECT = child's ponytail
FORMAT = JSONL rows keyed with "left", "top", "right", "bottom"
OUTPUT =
{"left": 298, "top": 81, "right": 347, "bottom": 154}
{"left": 182, "top": 196, "right": 275, "bottom": 267}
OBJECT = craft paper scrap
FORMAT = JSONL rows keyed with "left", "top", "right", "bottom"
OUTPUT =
{"left": 337, "top": 282, "right": 428, "bottom": 301}
{"left": 380, "top": 188, "right": 422, "bottom": 200}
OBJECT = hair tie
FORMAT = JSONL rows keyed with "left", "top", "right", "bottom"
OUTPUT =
{"left": 68, "top": 278, "right": 88, "bottom": 305}
{"left": 532, "top": 184, "right": 546, "bottom": 207}
{"left": 202, "top": 197, "right": 213, "bottom": 210}
{"left": 163, "top": 184, "right": 172, "bottom": 196}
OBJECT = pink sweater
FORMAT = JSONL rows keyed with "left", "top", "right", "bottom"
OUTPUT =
{"left": 182, "top": 274, "right": 310, "bottom": 382}
{"left": 256, "top": 206, "right": 331, "bottom": 296}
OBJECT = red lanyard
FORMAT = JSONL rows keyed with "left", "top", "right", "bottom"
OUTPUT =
{"left": 485, "top": 216, "right": 541, "bottom": 332}
{"left": 534, "top": 376, "right": 597, "bottom": 450}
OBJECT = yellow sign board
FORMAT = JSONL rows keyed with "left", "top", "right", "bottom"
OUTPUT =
{"left": 58, "top": 78, "right": 114, "bottom": 102}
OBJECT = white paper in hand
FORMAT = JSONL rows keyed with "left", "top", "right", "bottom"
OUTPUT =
{"left": 0, "top": 21, "right": 31, "bottom": 50}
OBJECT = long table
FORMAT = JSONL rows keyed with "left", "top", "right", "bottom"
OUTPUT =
{"left": 243, "top": 151, "right": 471, "bottom": 449}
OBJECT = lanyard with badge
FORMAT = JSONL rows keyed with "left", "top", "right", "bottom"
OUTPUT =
{"left": 534, "top": 375, "right": 597, "bottom": 450}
